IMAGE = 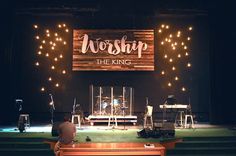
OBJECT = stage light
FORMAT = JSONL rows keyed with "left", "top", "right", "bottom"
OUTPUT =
{"left": 51, "top": 46, "right": 55, "bottom": 50}
{"left": 164, "top": 54, "right": 167, "bottom": 58}
{"left": 175, "top": 76, "right": 179, "bottom": 81}
{"left": 161, "top": 24, "right": 165, "bottom": 28}
{"left": 58, "top": 24, "right": 62, "bottom": 28}
{"left": 46, "top": 29, "right": 50, "bottom": 33}
{"left": 169, "top": 58, "right": 173, "bottom": 62}
{"left": 53, "top": 43, "right": 56, "bottom": 46}
{"left": 174, "top": 42, "right": 177, "bottom": 45}
{"left": 177, "top": 34, "right": 180, "bottom": 37}
{"left": 48, "top": 77, "right": 52, "bottom": 81}
{"left": 187, "top": 63, "right": 191, "bottom": 67}
{"left": 168, "top": 39, "right": 171, "bottom": 42}
{"left": 49, "top": 41, "right": 53, "bottom": 45}
{"left": 172, "top": 66, "right": 176, "bottom": 70}
{"left": 42, "top": 40, "right": 46, "bottom": 44}
{"left": 181, "top": 42, "right": 184, "bottom": 46}
{"left": 54, "top": 57, "right": 58, "bottom": 61}
{"left": 63, "top": 24, "right": 66, "bottom": 27}
{"left": 165, "top": 38, "right": 168, "bottom": 42}
{"left": 47, "top": 34, "right": 50, "bottom": 37}
{"left": 185, "top": 52, "right": 189, "bottom": 56}
{"left": 161, "top": 71, "right": 165, "bottom": 75}
{"left": 41, "top": 87, "right": 45, "bottom": 91}
{"left": 187, "top": 37, "right": 191, "bottom": 41}
{"left": 168, "top": 82, "right": 172, "bottom": 87}
{"left": 39, "top": 45, "right": 43, "bottom": 49}
{"left": 56, "top": 38, "right": 59, "bottom": 41}
{"left": 169, "top": 34, "right": 172, "bottom": 38}
{"left": 55, "top": 83, "right": 59, "bottom": 87}
{"left": 184, "top": 46, "right": 187, "bottom": 49}
{"left": 182, "top": 87, "right": 186, "bottom": 91}
{"left": 172, "top": 47, "right": 176, "bottom": 50}
{"left": 51, "top": 66, "right": 55, "bottom": 70}
{"left": 178, "top": 54, "right": 181, "bottom": 58}
{"left": 65, "top": 29, "right": 69, "bottom": 32}
{"left": 35, "top": 36, "right": 40, "bottom": 39}
{"left": 59, "top": 54, "right": 63, "bottom": 58}
{"left": 161, "top": 41, "right": 164, "bottom": 45}
{"left": 166, "top": 25, "right": 169, "bottom": 29}
{"left": 38, "top": 51, "right": 42, "bottom": 55}
{"left": 189, "top": 27, "right": 193, "bottom": 31}
{"left": 45, "top": 53, "right": 49, "bottom": 57}
{"left": 158, "top": 29, "right": 162, "bottom": 33}
{"left": 54, "top": 33, "right": 58, "bottom": 36}
{"left": 35, "top": 62, "right": 39, "bottom": 66}
{"left": 59, "top": 38, "right": 62, "bottom": 41}
{"left": 34, "top": 25, "right": 38, "bottom": 29}
{"left": 63, "top": 41, "right": 67, "bottom": 45}
{"left": 62, "top": 70, "right": 66, "bottom": 74}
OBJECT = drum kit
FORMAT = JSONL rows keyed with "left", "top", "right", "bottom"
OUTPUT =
{"left": 95, "top": 95, "right": 125, "bottom": 115}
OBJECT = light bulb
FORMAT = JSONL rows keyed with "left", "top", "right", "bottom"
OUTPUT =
{"left": 34, "top": 25, "right": 38, "bottom": 29}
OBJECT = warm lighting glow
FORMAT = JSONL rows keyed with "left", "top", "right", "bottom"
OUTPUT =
{"left": 164, "top": 54, "right": 168, "bottom": 58}
{"left": 35, "top": 62, "right": 39, "bottom": 66}
{"left": 161, "top": 71, "right": 165, "bottom": 75}
{"left": 48, "top": 77, "right": 52, "bottom": 81}
{"left": 59, "top": 54, "right": 63, "bottom": 58}
{"left": 45, "top": 53, "right": 49, "bottom": 57}
{"left": 174, "top": 42, "right": 177, "bottom": 45}
{"left": 46, "top": 29, "right": 50, "bottom": 33}
{"left": 53, "top": 43, "right": 56, "bottom": 46}
{"left": 161, "top": 41, "right": 164, "bottom": 45}
{"left": 175, "top": 76, "right": 179, "bottom": 81}
{"left": 54, "top": 33, "right": 58, "bottom": 36}
{"left": 166, "top": 25, "right": 169, "bottom": 29}
{"left": 178, "top": 54, "right": 181, "bottom": 58}
{"left": 41, "top": 87, "right": 45, "bottom": 91}
{"left": 185, "top": 52, "right": 189, "bottom": 56}
{"left": 181, "top": 42, "right": 184, "bottom": 45}
{"left": 169, "top": 34, "right": 172, "bottom": 38}
{"left": 172, "top": 47, "right": 176, "bottom": 50}
{"left": 47, "top": 34, "right": 50, "bottom": 37}
{"left": 158, "top": 29, "right": 162, "bottom": 33}
{"left": 50, "top": 41, "right": 53, "bottom": 45}
{"left": 58, "top": 24, "right": 62, "bottom": 28}
{"left": 38, "top": 51, "right": 42, "bottom": 55}
{"left": 63, "top": 41, "right": 67, "bottom": 45}
{"left": 168, "top": 39, "right": 171, "bottom": 42}
{"left": 55, "top": 83, "right": 59, "bottom": 87}
{"left": 187, "top": 37, "right": 191, "bottom": 41}
{"left": 168, "top": 82, "right": 172, "bottom": 87}
{"left": 172, "top": 66, "right": 176, "bottom": 70}
{"left": 54, "top": 57, "right": 58, "bottom": 61}
{"left": 189, "top": 27, "right": 193, "bottom": 31}
{"left": 42, "top": 40, "right": 46, "bottom": 44}
{"left": 184, "top": 46, "right": 187, "bottom": 49}
{"left": 63, "top": 24, "right": 66, "bottom": 27}
{"left": 51, "top": 66, "right": 55, "bottom": 70}
{"left": 51, "top": 46, "right": 55, "bottom": 50}
{"left": 65, "top": 29, "right": 69, "bottom": 32}
{"left": 35, "top": 36, "right": 40, "bottom": 39}
{"left": 34, "top": 25, "right": 38, "bottom": 29}
{"left": 187, "top": 63, "right": 191, "bottom": 67}
{"left": 165, "top": 38, "right": 168, "bottom": 42}
{"left": 169, "top": 58, "right": 173, "bottom": 62}
{"left": 39, "top": 45, "right": 43, "bottom": 49}
{"left": 62, "top": 70, "right": 66, "bottom": 74}
{"left": 182, "top": 87, "right": 186, "bottom": 91}
{"left": 161, "top": 24, "right": 165, "bottom": 28}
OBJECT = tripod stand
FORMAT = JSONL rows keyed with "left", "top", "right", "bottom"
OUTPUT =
{"left": 121, "top": 106, "right": 128, "bottom": 130}
{"left": 49, "top": 94, "right": 55, "bottom": 125}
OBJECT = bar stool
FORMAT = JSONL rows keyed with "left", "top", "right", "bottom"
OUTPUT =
{"left": 108, "top": 116, "right": 118, "bottom": 127}
{"left": 144, "top": 105, "right": 153, "bottom": 129}
{"left": 175, "top": 111, "right": 185, "bottom": 128}
{"left": 18, "top": 114, "right": 30, "bottom": 128}
{"left": 71, "top": 115, "right": 81, "bottom": 128}
{"left": 184, "top": 115, "right": 194, "bottom": 128}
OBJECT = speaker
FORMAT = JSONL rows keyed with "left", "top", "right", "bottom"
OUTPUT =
{"left": 51, "top": 122, "right": 61, "bottom": 137}
{"left": 137, "top": 128, "right": 152, "bottom": 138}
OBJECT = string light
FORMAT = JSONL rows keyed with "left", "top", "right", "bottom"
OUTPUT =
{"left": 38, "top": 51, "right": 42, "bottom": 55}
{"left": 51, "top": 66, "right": 55, "bottom": 70}
{"left": 46, "top": 29, "right": 50, "bottom": 33}
{"left": 169, "top": 58, "right": 173, "bottom": 62}
{"left": 42, "top": 40, "right": 46, "bottom": 44}
{"left": 63, "top": 24, "right": 66, "bottom": 27}
{"left": 35, "top": 62, "right": 39, "bottom": 66}
{"left": 59, "top": 54, "right": 63, "bottom": 58}
{"left": 65, "top": 29, "right": 69, "bottom": 32}
{"left": 158, "top": 29, "right": 162, "bottom": 33}
{"left": 36, "top": 36, "right": 40, "bottom": 39}
{"left": 48, "top": 77, "right": 52, "bottom": 81}
{"left": 41, "top": 87, "right": 45, "bottom": 92}
{"left": 54, "top": 33, "right": 58, "bottom": 36}
{"left": 39, "top": 45, "right": 43, "bottom": 49}
{"left": 161, "top": 71, "right": 165, "bottom": 75}
{"left": 58, "top": 24, "right": 62, "bottom": 28}
{"left": 55, "top": 83, "right": 59, "bottom": 87}
{"left": 164, "top": 54, "right": 168, "bottom": 58}
{"left": 168, "top": 82, "right": 172, "bottom": 87}
{"left": 187, "top": 37, "right": 191, "bottom": 41}
{"left": 54, "top": 57, "right": 58, "bottom": 61}
{"left": 63, "top": 41, "right": 67, "bottom": 45}
{"left": 187, "top": 63, "right": 191, "bottom": 67}
{"left": 175, "top": 76, "right": 179, "bottom": 81}
{"left": 161, "top": 24, "right": 165, "bottom": 28}
{"left": 172, "top": 66, "right": 176, "bottom": 70}
{"left": 184, "top": 46, "right": 187, "bottom": 49}
{"left": 45, "top": 53, "right": 49, "bottom": 57}
{"left": 189, "top": 27, "right": 193, "bottom": 31}
{"left": 185, "top": 52, "right": 189, "bottom": 56}
{"left": 62, "top": 70, "right": 66, "bottom": 74}
{"left": 34, "top": 25, "right": 38, "bottom": 29}
{"left": 178, "top": 54, "right": 181, "bottom": 58}
{"left": 166, "top": 25, "right": 169, "bottom": 29}
{"left": 182, "top": 87, "right": 186, "bottom": 91}
{"left": 47, "top": 34, "right": 50, "bottom": 37}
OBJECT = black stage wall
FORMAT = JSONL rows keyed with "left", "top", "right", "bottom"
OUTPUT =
{"left": 0, "top": 0, "right": 235, "bottom": 125}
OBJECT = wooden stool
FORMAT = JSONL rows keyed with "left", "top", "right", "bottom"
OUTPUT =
{"left": 184, "top": 115, "right": 194, "bottom": 128}
{"left": 71, "top": 115, "right": 81, "bottom": 128}
{"left": 18, "top": 114, "right": 30, "bottom": 128}
{"left": 108, "top": 116, "right": 117, "bottom": 127}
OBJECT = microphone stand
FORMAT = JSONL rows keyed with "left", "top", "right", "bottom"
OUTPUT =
{"left": 49, "top": 94, "right": 55, "bottom": 125}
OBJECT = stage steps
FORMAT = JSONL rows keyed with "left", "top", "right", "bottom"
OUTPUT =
{"left": 167, "top": 137, "right": 236, "bottom": 156}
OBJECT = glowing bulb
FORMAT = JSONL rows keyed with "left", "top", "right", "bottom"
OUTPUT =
{"left": 168, "top": 39, "right": 171, "bottom": 42}
{"left": 49, "top": 41, "right": 53, "bottom": 45}
{"left": 161, "top": 24, "right": 165, "bottom": 28}
{"left": 59, "top": 38, "right": 62, "bottom": 41}
{"left": 161, "top": 41, "right": 164, "bottom": 45}
{"left": 46, "top": 29, "right": 49, "bottom": 33}
{"left": 48, "top": 77, "right": 52, "bottom": 81}
{"left": 39, "top": 45, "right": 43, "bottom": 49}
{"left": 54, "top": 57, "right": 58, "bottom": 61}
{"left": 169, "top": 58, "right": 173, "bottom": 62}
{"left": 47, "top": 34, "right": 50, "bottom": 37}
{"left": 63, "top": 41, "right": 67, "bottom": 45}
{"left": 187, "top": 37, "right": 191, "bottom": 41}
{"left": 38, "top": 51, "right": 42, "bottom": 55}
{"left": 63, "top": 24, "right": 66, "bottom": 27}
{"left": 42, "top": 40, "right": 46, "bottom": 44}
{"left": 181, "top": 42, "right": 184, "bottom": 46}
{"left": 65, "top": 29, "right": 69, "bottom": 32}
{"left": 177, "top": 34, "right": 180, "bottom": 37}
{"left": 178, "top": 54, "right": 181, "bottom": 58}
{"left": 54, "top": 33, "right": 58, "bottom": 36}
{"left": 35, "top": 36, "right": 39, "bottom": 39}
{"left": 59, "top": 54, "right": 63, "bottom": 58}
{"left": 35, "top": 62, "right": 39, "bottom": 66}
{"left": 184, "top": 46, "right": 187, "bottom": 49}
{"left": 34, "top": 25, "right": 38, "bottom": 29}
{"left": 51, "top": 66, "right": 55, "bottom": 70}
{"left": 169, "top": 34, "right": 172, "bottom": 38}
{"left": 187, "top": 63, "right": 191, "bottom": 67}
{"left": 182, "top": 87, "right": 186, "bottom": 91}
{"left": 158, "top": 29, "right": 162, "bottom": 33}
{"left": 45, "top": 53, "right": 49, "bottom": 57}
{"left": 166, "top": 25, "right": 169, "bottom": 29}
{"left": 168, "top": 82, "right": 172, "bottom": 87}
{"left": 53, "top": 43, "right": 56, "bottom": 46}
{"left": 189, "top": 27, "right": 193, "bottom": 31}
{"left": 62, "top": 70, "right": 66, "bottom": 74}
{"left": 58, "top": 24, "right": 62, "bottom": 28}
{"left": 172, "top": 66, "right": 176, "bottom": 70}
{"left": 51, "top": 46, "right": 55, "bottom": 50}
{"left": 172, "top": 47, "right": 176, "bottom": 50}
{"left": 177, "top": 31, "right": 181, "bottom": 34}
{"left": 185, "top": 52, "right": 189, "bottom": 56}
{"left": 164, "top": 54, "right": 168, "bottom": 58}
{"left": 41, "top": 87, "right": 45, "bottom": 91}
{"left": 161, "top": 71, "right": 165, "bottom": 75}
{"left": 174, "top": 42, "right": 177, "bottom": 45}
{"left": 175, "top": 76, "right": 179, "bottom": 81}
{"left": 56, "top": 38, "right": 59, "bottom": 41}
{"left": 55, "top": 83, "right": 59, "bottom": 87}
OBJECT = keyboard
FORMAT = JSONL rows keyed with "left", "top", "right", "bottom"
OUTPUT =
{"left": 159, "top": 104, "right": 189, "bottom": 109}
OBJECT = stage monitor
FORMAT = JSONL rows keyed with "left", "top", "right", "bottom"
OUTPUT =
{"left": 73, "top": 29, "right": 154, "bottom": 71}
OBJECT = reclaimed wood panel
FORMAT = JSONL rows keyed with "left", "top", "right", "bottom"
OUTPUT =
{"left": 73, "top": 29, "right": 154, "bottom": 71}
